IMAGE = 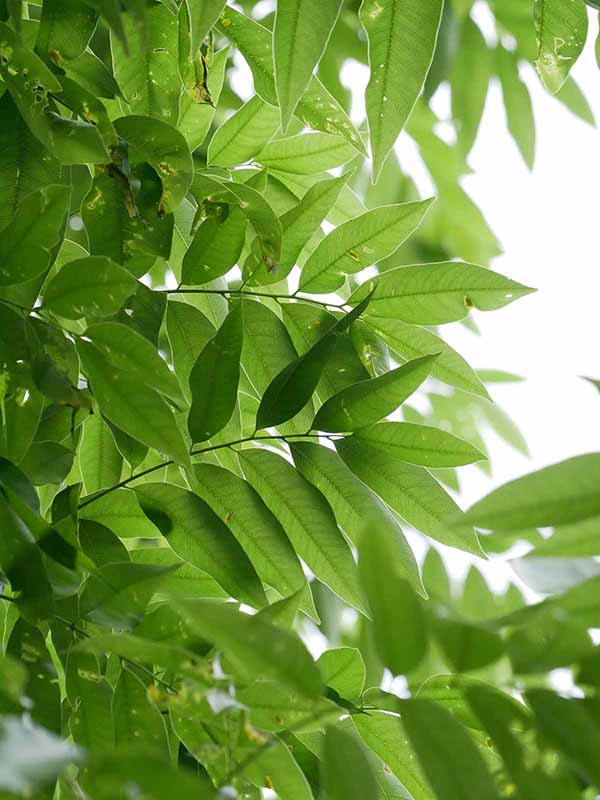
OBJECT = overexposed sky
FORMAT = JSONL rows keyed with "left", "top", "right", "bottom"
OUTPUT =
{"left": 443, "top": 17, "right": 600, "bottom": 505}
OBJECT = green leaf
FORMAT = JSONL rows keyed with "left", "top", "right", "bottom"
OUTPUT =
{"left": 365, "top": 316, "right": 490, "bottom": 398}
{"left": 241, "top": 732, "right": 317, "bottom": 800}
{"left": 242, "top": 298, "right": 315, "bottom": 432}
{"left": 497, "top": 46, "right": 536, "bottom": 169}
{"left": 534, "top": 0, "right": 588, "bottom": 93}
{"left": 135, "top": 482, "right": 267, "bottom": 608}
{"left": 354, "top": 712, "right": 433, "bottom": 800}
{"left": 0, "top": 22, "right": 108, "bottom": 164}
{"left": 166, "top": 300, "right": 216, "bottom": 400}
{"left": 66, "top": 649, "right": 114, "bottom": 752}
{"left": 218, "top": 7, "right": 364, "bottom": 153}
{"left": 313, "top": 353, "right": 438, "bottom": 432}
{"left": 7, "top": 619, "right": 60, "bottom": 731}
{"left": 355, "top": 421, "right": 486, "bottom": 467}
{"left": 290, "top": 440, "right": 424, "bottom": 595}
{"left": 317, "top": 647, "right": 366, "bottom": 699}
{"left": 219, "top": 177, "right": 283, "bottom": 267}
{"left": 181, "top": 207, "right": 247, "bottom": 285}
{"left": 188, "top": 304, "right": 243, "bottom": 443}
{"left": 274, "top": 0, "right": 342, "bottom": 132}
{"left": 0, "top": 94, "right": 62, "bottom": 231}
{"left": 239, "top": 448, "right": 367, "bottom": 614}
{"left": 131, "top": 547, "right": 227, "bottom": 599}
{"left": 257, "top": 132, "right": 357, "bottom": 174}
{"left": 175, "top": 597, "right": 323, "bottom": 698}
{"left": 417, "top": 674, "right": 521, "bottom": 732}
{"left": 282, "top": 302, "right": 371, "bottom": 402}
{"left": 113, "top": 666, "right": 169, "bottom": 753}
{"left": 299, "top": 199, "right": 433, "bottom": 294}
{"left": 526, "top": 690, "right": 600, "bottom": 788}
{"left": 185, "top": 0, "right": 227, "bottom": 56}
{"left": 323, "top": 724, "right": 378, "bottom": 800}
{"left": 237, "top": 680, "right": 337, "bottom": 732}
{"left": 461, "top": 453, "right": 600, "bottom": 530}
{"left": 336, "top": 436, "right": 482, "bottom": 555}
{"left": 526, "top": 515, "right": 600, "bottom": 557}
{"left": 554, "top": 74, "right": 596, "bottom": 125}
{"left": 43, "top": 256, "right": 137, "bottom": 319}
{"left": 450, "top": 18, "right": 491, "bottom": 155}
{"left": 81, "top": 748, "right": 214, "bottom": 800}
{"left": 359, "top": 518, "right": 428, "bottom": 674}
{"left": 432, "top": 614, "right": 505, "bottom": 672}
{"left": 84, "top": 321, "right": 184, "bottom": 407}
{"left": 114, "top": 116, "right": 193, "bottom": 216}
{"left": 360, "top": 0, "right": 444, "bottom": 180}
{"left": 0, "top": 497, "right": 53, "bottom": 624}
{"left": 79, "top": 487, "right": 161, "bottom": 538}
{"left": 179, "top": 46, "right": 229, "bottom": 152}
{"left": 63, "top": 51, "right": 123, "bottom": 99}
{"left": 401, "top": 699, "right": 500, "bottom": 800}
{"left": 111, "top": 4, "right": 181, "bottom": 121}
{"left": 79, "top": 519, "right": 130, "bottom": 567}
{"left": 254, "top": 172, "right": 350, "bottom": 285}
{"left": 77, "top": 339, "right": 192, "bottom": 470}
{"left": 207, "top": 95, "right": 281, "bottom": 167}
{"left": 79, "top": 561, "right": 178, "bottom": 630}
{"left": 256, "top": 295, "right": 371, "bottom": 429}
{"left": 36, "top": 0, "right": 98, "bottom": 62}
{"left": 81, "top": 168, "right": 173, "bottom": 274}
{"left": 0, "top": 185, "right": 69, "bottom": 287}
{"left": 193, "top": 462, "right": 313, "bottom": 612}
{"left": 352, "top": 261, "right": 534, "bottom": 324}
{"left": 79, "top": 414, "right": 124, "bottom": 495}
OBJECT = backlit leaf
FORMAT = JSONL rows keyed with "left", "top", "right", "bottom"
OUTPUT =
{"left": 360, "top": 0, "right": 443, "bottom": 180}
{"left": 312, "top": 353, "right": 438, "bottom": 432}
{"left": 300, "top": 200, "right": 433, "bottom": 294}
{"left": 274, "top": 0, "right": 343, "bottom": 132}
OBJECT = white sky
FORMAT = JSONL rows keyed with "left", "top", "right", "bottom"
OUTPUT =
{"left": 431, "top": 14, "right": 600, "bottom": 506}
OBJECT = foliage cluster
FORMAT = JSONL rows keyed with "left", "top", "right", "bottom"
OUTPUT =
{"left": 0, "top": 0, "right": 599, "bottom": 798}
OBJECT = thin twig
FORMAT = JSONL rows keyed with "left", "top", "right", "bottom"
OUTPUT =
{"left": 77, "top": 432, "right": 324, "bottom": 510}
{"left": 165, "top": 287, "right": 346, "bottom": 311}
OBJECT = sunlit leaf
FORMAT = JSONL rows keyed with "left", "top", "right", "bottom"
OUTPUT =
{"left": 300, "top": 199, "right": 433, "bottom": 294}
{"left": 360, "top": 0, "right": 443, "bottom": 180}
{"left": 274, "top": 0, "right": 343, "bottom": 131}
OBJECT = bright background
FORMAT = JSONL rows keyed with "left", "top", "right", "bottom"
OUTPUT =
{"left": 234, "top": 4, "right": 600, "bottom": 590}
{"left": 408, "top": 7, "right": 600, "bottom": 506}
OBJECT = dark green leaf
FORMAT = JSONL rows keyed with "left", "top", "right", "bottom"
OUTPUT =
{"left": 135, "top": 482, "right": 266, "bottom": 607}
{"left": 188, "top": 303, "right": 243, "bottom": 443}
{"left": 359, "top": 518, "right": 428, "bottom": 674}
{"left": 175, "top": 597, "right": 323, "bottom": 698}
{"left": 256, "top": 295, "right": 371, "bottom": 429}
{"left": 401, "top": 699, "right": 500, "bottom": 800}
{"left": 323, "top": 724, "right": 378, "bottom": 800}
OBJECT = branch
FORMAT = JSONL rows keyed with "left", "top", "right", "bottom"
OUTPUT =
{"left": 165, "top": 287, "right": 347, "bottom": 311}
{"left": 77, "top": 432, "right": 325, "bottom": 510}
